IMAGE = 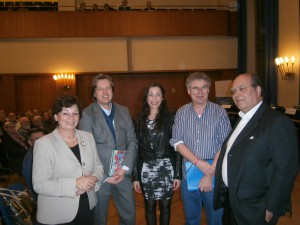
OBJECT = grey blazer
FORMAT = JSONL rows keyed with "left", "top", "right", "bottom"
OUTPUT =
{"left": 32, "top": 128, "right": 104, "bottom": 224}
{"left": 78, "top": 102, "right": 137, "bottom": 178}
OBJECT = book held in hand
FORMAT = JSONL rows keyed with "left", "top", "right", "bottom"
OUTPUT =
{"left": 109, "top": 150, "right": 130, "bottom": 177}
{"left": 185, "top": 159, "right": 215, "bottom": 191}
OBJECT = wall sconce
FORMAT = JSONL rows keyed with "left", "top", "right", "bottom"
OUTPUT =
{"left": 53, "top": 73, "right": 76, "bottom": 94}
{"left": 275, "top": 56, "right": 295, "bottom": 80}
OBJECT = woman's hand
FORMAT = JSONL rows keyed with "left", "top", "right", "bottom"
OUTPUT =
{"left": 76, "top": 175, "right": 97, "bottom": 193}
{"left": 173, "top": 179, "right": 181, "bottom": 191}
{"left": 133, "top": 181, "right": 142, "bottom": 193}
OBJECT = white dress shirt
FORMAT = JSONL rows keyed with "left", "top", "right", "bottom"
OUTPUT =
{"left": 222, "top": 101, "right": 262, "bottom": 186}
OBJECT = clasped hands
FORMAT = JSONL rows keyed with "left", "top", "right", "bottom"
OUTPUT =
{"left": 105, "top": 168, "right": 126, "bottom": 185}
{"left": 196, "top": 160, "right": 215, "bottom": 192}
{"left": 76, "top": 173, "right": 98, "bottom": 196}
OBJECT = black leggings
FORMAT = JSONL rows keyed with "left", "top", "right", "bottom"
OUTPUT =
{"left": 144, "top": 198, "right": 172, "bottom": 225}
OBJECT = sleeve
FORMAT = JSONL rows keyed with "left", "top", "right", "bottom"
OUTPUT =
{"left": 170, "top": 108, "right": 184, "bottom": 147}
{"left": 266, "top": 115, "right": 299, "bottom": 215}
{"left": 88, "top": 133, "right": 104, "bottom": 191}
{"left": 121, "top": 108, "right": 138, "bottom": 171}
{"left": 132, "top": 116, "right": 140, "bottom": 182}
{"left": 168, "top": 112, "right": 182, "bottom": 180}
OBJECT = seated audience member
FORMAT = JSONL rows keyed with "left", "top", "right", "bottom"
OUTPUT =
{"left": 32, "top": 108, "right": 40, "bottom": 117}
{"left": 103, "top": 3, "right": 115, "bottom": 10}
{"left": 25, "top": 110, "right": 33, "bottom": 122}
{"left": 22, "top": 128, "right": 46, "bottom": 201}
{"left": 2, "top": 122, "right": 29, "bottom": 175}
{"left": 78, "top": 2, "right": 89, "bottom": 11}
{"left": 144, "top": 1, "right": 155, "bottom": 11}
{"left": 7, "top": 112, "right": 17, "bottom": 123}
{"left": 92, "top": 3, "right": 100, "bottom": 11}
{"left": 6, "top": 2, "right": 14, "bottom": 11}
{"left": 17, "top": 1, "right": 28, "bottom": 11}
{"left": 118, "top": 0, "right": 131, "bottom": 11}
{"left": 42, "top": 110, "right": 55, "bottom": 133}
{"left": 32, "top": 115, "right": 45, "bottom": 130}
{"left": 16, "top": 116, "right": 31, "bottom": 141}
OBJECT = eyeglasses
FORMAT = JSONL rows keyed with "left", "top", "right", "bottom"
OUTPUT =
{"left": 190, "top": 85, "right": 209, "bottom": 93}
{"left": 230, "top": 85, "right": 253, "bottom": 95}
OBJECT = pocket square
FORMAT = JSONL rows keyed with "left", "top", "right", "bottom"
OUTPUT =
{"left": 249, "top": 136, "right": 254, "bottom": 139}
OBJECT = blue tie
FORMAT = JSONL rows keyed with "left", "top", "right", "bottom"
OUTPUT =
{"left": 101, "top": 104, "right": 116, "bottom": 143}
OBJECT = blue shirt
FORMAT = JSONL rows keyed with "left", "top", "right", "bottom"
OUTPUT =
{"left": 170, "top": 101, "right": 231, "bottom": 178}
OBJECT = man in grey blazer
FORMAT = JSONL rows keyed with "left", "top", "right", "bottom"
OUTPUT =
{"left": 214, "top": 74, "right": 299, "bottom": 225}
{"left": 78, "top": 74, "right": 137, "bottom": 225}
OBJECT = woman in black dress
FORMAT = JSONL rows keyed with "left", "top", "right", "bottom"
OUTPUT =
{"left": 133, "top": 83, "right": 182, "bottom": 225}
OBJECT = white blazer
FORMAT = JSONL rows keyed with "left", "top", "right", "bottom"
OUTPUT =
{"left": 32, "top": 128, "right": 104, "bottom": 224}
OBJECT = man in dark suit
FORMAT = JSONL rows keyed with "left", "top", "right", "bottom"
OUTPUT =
{"left": 214, "top": 73, "right": 299, "bottom": 225}
{"left": 78, "top": 74, "right": 137, "bottom": 225}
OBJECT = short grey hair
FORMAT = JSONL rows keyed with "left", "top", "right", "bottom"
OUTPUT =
{"left": 186, "top": 72, "right": 211, "bottom": 89}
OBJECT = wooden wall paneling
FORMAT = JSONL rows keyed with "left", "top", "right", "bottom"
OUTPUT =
{"left": 39, "top": 76, "right": 58, "bottom": 111}
{"left": 45, "top": 12, "right": 76, "bottom": 37}
{"left": 0, "top": 11, "right": 237, "bottom": 38}
{"left": 75, "top": 12, "right": 103, "bottom": 37}
{"left": 112, "top": 73, "right": 156, "bottom": 117}
{"left": 15, "top": 76, "right": 40, "bottom": 113}
{"left": 149, "top": 72, "right": 190, "bottom": 112}
{"left": 0, "top": 12, "right": 18, "bottom": 37}
{"left": 0, "top": 76, "right": 17, "bottom": 113}
{"left": 76, "top": 74, "right": 95, "bottom": 108}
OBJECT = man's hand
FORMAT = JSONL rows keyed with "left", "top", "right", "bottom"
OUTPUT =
{"left": 199, "top": 175, "right": 213, "bottom": 192}
{"left": 197, "top": 160, "right": 215, "bottom": 177}
{"left": 265, "top": 209, "right": 273, "bottom": 223}
{"left": 105, "top": 168, "right": 126, "bottom": 184}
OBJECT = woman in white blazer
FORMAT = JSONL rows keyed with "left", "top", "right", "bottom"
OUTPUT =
{"left": 32, "top": 94, "right": 104, "bottom": 225}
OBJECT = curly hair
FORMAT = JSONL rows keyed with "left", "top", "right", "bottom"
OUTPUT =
{"left": 136, "top": 83, "right": 168, "bottom": 131}
{"left": 51, "top": 94, "right": 82, "bottom": 119}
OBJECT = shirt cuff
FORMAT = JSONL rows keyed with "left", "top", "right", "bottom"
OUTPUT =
{"left": 122, "top": 165, "right": 130, "bottom": 172}
{"left": 173, "top": 141, "right": 184, "bottom": 151}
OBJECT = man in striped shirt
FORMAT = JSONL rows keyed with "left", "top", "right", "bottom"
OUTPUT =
{"left": 170, "top": 72, "right": 231, "bottom": 225}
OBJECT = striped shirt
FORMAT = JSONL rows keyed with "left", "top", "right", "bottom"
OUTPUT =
{"left": 170, "top": 101, "right": 231, "bottom": 178}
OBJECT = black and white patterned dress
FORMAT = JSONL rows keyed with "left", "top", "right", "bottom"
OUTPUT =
{"left": 140, "top": 119, "right": 174, "bottom": 200}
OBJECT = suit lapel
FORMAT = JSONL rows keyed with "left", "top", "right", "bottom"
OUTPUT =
{"left": 229, "top": 103, "right": 266, "bottom": 153}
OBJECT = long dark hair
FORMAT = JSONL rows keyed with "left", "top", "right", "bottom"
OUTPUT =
{"left": 136, "top": 83, "right": 168, "bottom": 131}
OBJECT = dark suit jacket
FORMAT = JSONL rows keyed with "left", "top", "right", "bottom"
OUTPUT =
{"left": 214, "top": 103, "right": 299, "bottom": 225}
